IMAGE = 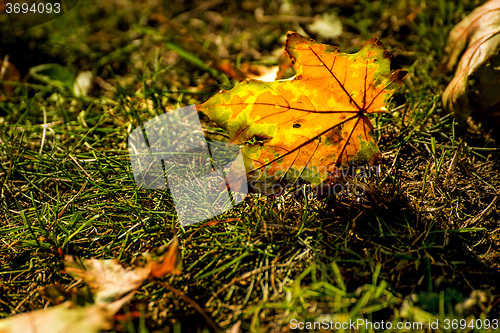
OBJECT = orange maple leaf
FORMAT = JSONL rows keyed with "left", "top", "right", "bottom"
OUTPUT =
{"left": 197, "top": 32, "right": 406, "bottom": 195}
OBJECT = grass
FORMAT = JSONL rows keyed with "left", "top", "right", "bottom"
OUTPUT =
{"left": 1, "top": 0, "right": 499, "bottom": 332}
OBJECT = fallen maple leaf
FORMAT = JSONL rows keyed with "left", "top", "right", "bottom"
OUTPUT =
{"left": 0, "top": 241, "right": 182, "bottom": 333}
{"left": 64, "top": 237, "right": 181, "bottom": 304}
{"left": 0, "top": 297, "right": 130, "bottom": 333}
{"left": 64, "top": 256, "right": 150, "bottom": 305}
{"left": 197, "top": 32, "right": 406, "bottom": 195}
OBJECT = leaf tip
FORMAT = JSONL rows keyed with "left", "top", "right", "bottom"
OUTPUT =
{"left": 362, "top": 38, "right": 394, "bottom": 60}
{"left": 285, "top": 31, "right": 314, "bottom": 46}
{"left": 364, "top": 37, "right": 382, "bottom": 47}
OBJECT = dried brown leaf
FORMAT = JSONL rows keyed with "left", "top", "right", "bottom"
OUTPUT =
{"left": 0, "top": 56, "right": 20, "bottom": 98}
{"left": 64, "top": 256, "right": 150, "bottom": 304}
{"left": 442, "top": 0, "right": 500, "bottom": 127}
{"left": 0, "top": 302, "right": 112, "bottom": 333}
{"left": 64, "top": 238, "right": 181, "bottom": 303}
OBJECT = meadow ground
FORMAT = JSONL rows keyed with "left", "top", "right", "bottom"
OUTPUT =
{"left": 1, "top": 0, "right": 499, "bottom": 332}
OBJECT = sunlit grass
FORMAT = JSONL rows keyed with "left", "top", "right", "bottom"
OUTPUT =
{"left": 1, "top": 0, "right": 498, "bottom": 332}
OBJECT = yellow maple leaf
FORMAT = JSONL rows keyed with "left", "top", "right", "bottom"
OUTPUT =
{"left": 197, "top": 32, "right": 406, "bottom": 195}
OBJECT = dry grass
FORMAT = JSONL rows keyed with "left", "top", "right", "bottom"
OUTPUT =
{"left": 1, "top": 0, "right": 499, "bottom": 332}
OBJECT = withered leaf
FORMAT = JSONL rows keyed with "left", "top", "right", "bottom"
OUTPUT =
{"left": 64, "top": 237, "right": 181, "bottom": 304}
{"left": 64, "top": 256, "right": 150, "bottom": 305}
{"left": 442, "top": 0, "right": 500, "bottom": 127}
{"left": 0, "top": 301, "right": 114, "bottom": 333}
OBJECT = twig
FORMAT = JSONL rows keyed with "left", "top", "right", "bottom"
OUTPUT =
{"left": 463, "top": 196, "right": 499, "bottom": 228}
{"left": 208, "top": 263, "right": 290, "bottom": 304}
{"left": 157, "top": 281, "right": 220, "bottom": 332}
{"left": 66, "top": 152, "right": 93, "bottom": 179}
{"left": 444, "top": 145, "right": 461, "bottom": 187}
{"left": 185, "top": 218, "right": 240, "bottom": 245}
{"left": 39, "top": 106, "right": 47, "bottom": 155}
{"left": 57, "top": 181, "right": 88, "bottom": 219}
{"left": 173, "top": 0, "right": 225, "bottom": 23}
